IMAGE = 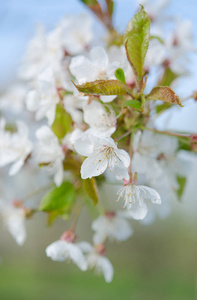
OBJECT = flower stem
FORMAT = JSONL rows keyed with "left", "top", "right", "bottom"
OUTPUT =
{"left": 115, "top": 129, "right": 132, "bottom": 142}
{"left": 70, "top": 199, "right": 84, "bottom": 231}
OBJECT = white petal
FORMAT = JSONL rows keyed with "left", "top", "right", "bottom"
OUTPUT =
{"left": 36, "top": 126, "right": 56, "bottom": 143}
{"left": 26, "top": 90, "right": 39, "bottom": 111}
{"left": 69, "top": 56, "right": 96, "bottom": 83}
{"left": 9, "top": 159, "right": 24, "bottom": 176}
{"left": 120, "top": 202, "right": 148, "bottom": 220}
{"left": 99, "top": 256, "right": 114, "bottom": 283}
{"left": 113, "top": 159, "right": 129, "bottom": 180}
{"left": 6, "top": 209, "right": 26, "bottom": 245}
{"left": 67, "top": 243, "right": 88, "bottom": 271}
{"left": 46, "top": 104, "right": 56, "bottom": 126}
{"left": 89, "top": 46, "right": 109, "bottom": 70}
{"left": 46, "top": 240, "right": 69, "bottom": 262}
{"left": 116, "top": 149, "right": 130, "bottom": 168}
{"left": 140, "top": 186, "right": 161, "bottom": 204}
{"left": 81, "top": 154, "right": 108, "bottom": 179}
{"left": 74, "top": 134, "right": 95, "bottom": 156}
{"left": 76, "top": 242, "right": 93, "bottom": 253}
{"left": 112, "top": 217, "right": 133, "bottom": 241}
{"left": 54, "top": 161, "right": 64, "bottom": 186}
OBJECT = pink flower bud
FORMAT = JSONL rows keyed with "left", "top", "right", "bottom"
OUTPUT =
{"left": 60, "top": 230, "right": 76, "bottom": 243}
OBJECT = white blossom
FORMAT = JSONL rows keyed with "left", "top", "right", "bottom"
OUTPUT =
{"left": 60, "top": 14, "right": 93, "bottom": 55}
{"left": 78, "top": 243, "right": 114, "bottom": 283}
{"left": 63, "top": 94, "right": 87, "bottom": 125}
{"left": 46, "top": 240, "right": 87, "bottom": 271}
{"left": 167, "top": 18, "right": 195, "bottom": 56}
{"left": 26, "top": 68, "right": 59, "bottom": 125}
{"left": 0, "top": 199, "right": 26, "bottom": 245}
{"left": 83, "top": 100, "right": 116, "bottom": 137}
{"left": 0, "top": 119, "right": 32, "bottom": 175}
{"left": 62, "top": 128, "right": 84, "bottom": 151}
{"left": 92, "top": 212, "right": 133, "bottom": 244}
{"left": 108, "top": 45, "right": 135, "bottom": 85}
{"left": 117, "top": 184, "right": 161, "bottom": 219}
{"left": 132, "top": 130, "right": 186, "bottom": 196}
{"left": 0, "top": 84, "right": 27, "bottom": 114}
{"left": 35, "top": 126, "right": 64, "bottom": 186}
{"left": 69, "top": 46, "right": 119, "bottom": 102}
{"left": 74, "top": 134, "right": 130, "bottom": 180}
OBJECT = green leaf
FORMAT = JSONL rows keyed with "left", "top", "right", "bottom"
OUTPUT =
{"left": 73, "top": 80, "right": 130, "bottom": 96}
{"left": 83, "top": 178, "right": 99, "bottom": 205}
{"left": 81, "top": 0, "right": 97, "bottom": 4}
{"left": 150, "top": 35, "right": 164, "bottom": 44}
{"left": 52, "top": 103, "right": 72, "bottom": 139}
{"left": 124, "top": 5, "right": 150, "bottom": 79}
{"left": 115, "top": 68, "right": 126, "bottom": 84}
{"left": 146, "top": 86, "right": 183, "bottom": 107}
{"left": 159, "top": 68, "right": 179, "bottom": 86}
{"left": 124, "top": 99, "right": 141, "bottom": 109}
{"left": 176, "top": 176, "right": 186, "bottom": 199}
{"left": 156, "top": 103, "right": 172, "bottom": 114}
{"left": 40, "top": 181, "right": 75, "bottom": 212}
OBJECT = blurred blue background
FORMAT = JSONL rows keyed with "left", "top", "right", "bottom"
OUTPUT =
{"left": 0, "top": 1, "right": 197, "bottom": 299}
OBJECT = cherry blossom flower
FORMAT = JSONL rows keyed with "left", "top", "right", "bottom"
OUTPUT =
{"left": 46, "top": 231, "right": 87, "bottom": 271}
{"left": 60, "top": 14, "right": 93, "bottom": 55}
{"left": 18, "top": 25, "right": 64, "bottom": 81}
{"left": 0, "top": 119, "right": 32, "bottom": 176}
{"left": 0, "top": 199, "right": 26, "bottom": 245}
{"left": 26, "top": 68, "right": 59, "bottom": 125}
{"left": 0, "top": 84, "right": 27, "bottom": 114}
{"left": 116, "top": 183, "right": 161, "bottom": 219}
{"left": 108, "top": 45, "right": 135, "bottom": 86}
{"left": 78, "top": 243, "right": 114, "bottom": 283}
{"left": 62, "top": 128, "right": 84, "bottom": 151}
{"left": 83, "top": 100, "right": 116, "bottom": 137}
{"left": 35, "top": 126, "right": 64, "bottom": 186}
{"left": 132, "top": 130, "right": 187, "bottom": 198}
{"left": 92, "top": 211, "right": 133, "bottom": 244}
{"left": 167, "top": 18, "right": 195, "bottom": 56}
{"left": 74, "top": 134, "right": 130, "bottom": 180}
{"left": 69, "top": 46, "right": 119, "bottom": 102}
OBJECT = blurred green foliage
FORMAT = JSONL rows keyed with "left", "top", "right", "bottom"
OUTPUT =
{"left": 0, "top": 213, "right": 196, "bottom": 300}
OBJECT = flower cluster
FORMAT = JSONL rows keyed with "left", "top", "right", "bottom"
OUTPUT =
{"left": 0, "top": 0, "right": 196, "bottom": 282}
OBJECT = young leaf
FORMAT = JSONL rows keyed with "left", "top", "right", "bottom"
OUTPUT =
{"left": 124, "top": 6, "right": 150, "bottom": 79}
{"left": 40, "top": 181, "right": 75, "bottom": 212}
{"left": 159, "top": 67, "right": 178, "bottom": 86}
{"left": 156, "top": 102, "right": 172, "bottom": 114}
{"left": 150, "top": 35, "right": 164, "bottom": 44}
{"left": 124, "top": 99, "right": 141, "bottom": 110}
{"left": 52, "top": 103, "right": 72, "bottom": 139}
{"left": 146, "top": 86, "right": 183, "bottom": 107}
{"left": 83, "top": 178, "right": 98, "bottom": 205}
{"left": 73, "top": 80, "right": 130, "bottom": 96}
{"left": 115, "top": 68, "right": 126, "bottom": 84}
{"left": 176, "top": 176, "right": 186, "bottom": 199}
